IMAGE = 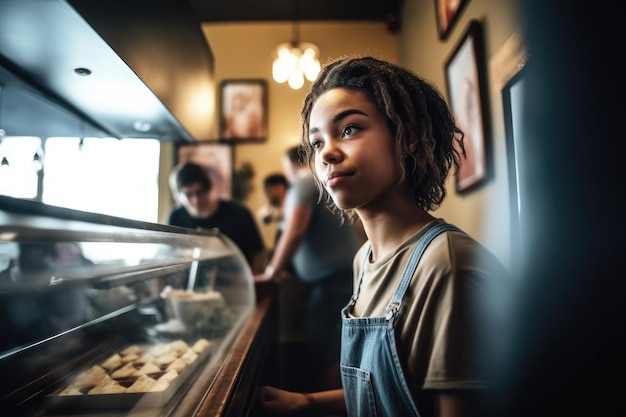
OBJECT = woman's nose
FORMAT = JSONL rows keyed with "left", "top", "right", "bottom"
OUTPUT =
{"left": 320, "top": 139, "right": 342, "bottom": 163}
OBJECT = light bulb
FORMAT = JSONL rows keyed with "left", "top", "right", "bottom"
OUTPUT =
{"left": 300, "top": 50, "right": 321, "bottom": 81}
{"left": 277, "top": 46, "right": 291, "bottom": 58}
{"left": 304, "top": 62, "right": 321, "bottom": 81}
{"left": 288, "top": 70, "right": 304, "bottom": 90}
{"left": 285, "top": 50, "right": 299, "bottom": 70}
{"left": 272, "top": 58, "right": 289, "bottom": 83}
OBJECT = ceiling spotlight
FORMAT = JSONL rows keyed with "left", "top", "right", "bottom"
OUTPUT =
{"left": 133, "top": 120, "right": 152, "bottom": 132}
{"left": 74, "top": 67, "right": 92, "bottom": 76}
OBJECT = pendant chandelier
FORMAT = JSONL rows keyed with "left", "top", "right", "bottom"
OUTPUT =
{"left": 271, "top": 12, "right": 321, "bottom": 90}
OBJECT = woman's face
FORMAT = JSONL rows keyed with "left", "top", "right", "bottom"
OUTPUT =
{"left": 308, "top": 88, "right": 401, "bottom": 212}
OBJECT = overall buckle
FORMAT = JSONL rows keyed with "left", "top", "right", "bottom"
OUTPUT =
{"left": 386, "top": 303, "right": 399, "bottom": 320}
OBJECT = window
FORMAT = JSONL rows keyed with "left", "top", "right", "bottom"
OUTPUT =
{"left": 0, "top": 136, "right": 160, "bottom": 222}
{"left": 0, "top": 136, "right": 41, "bottom": 199}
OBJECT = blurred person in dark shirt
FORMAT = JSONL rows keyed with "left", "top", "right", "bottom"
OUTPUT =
{"left": 168, "top": 161, "right": 265, "bottom": 274}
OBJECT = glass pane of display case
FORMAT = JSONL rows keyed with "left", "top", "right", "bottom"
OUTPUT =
{"left": 0, "top": 196, "right": 256, "bottom": 416}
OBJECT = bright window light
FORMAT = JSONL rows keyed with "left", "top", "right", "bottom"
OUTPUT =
{"left": 43, "top": 137, "right": 160, "bottom": 222}
{"left": 0, "top": 137, "right": 41, "bottom": 199}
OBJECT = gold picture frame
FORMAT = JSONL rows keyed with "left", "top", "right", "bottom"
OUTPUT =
{"left": 219, "top": 79, "right": 267, "bottom": 142}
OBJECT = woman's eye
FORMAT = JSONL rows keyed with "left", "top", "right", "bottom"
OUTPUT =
{"left": 310, "top": 139, "right": 321, "bottom": 149}
{"left": 342, "top": 125, "right": 358, "bottom": 137}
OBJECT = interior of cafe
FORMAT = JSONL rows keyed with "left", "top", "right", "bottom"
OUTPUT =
{"left": 0, "top": 0, "right": 622, "bottom": 416}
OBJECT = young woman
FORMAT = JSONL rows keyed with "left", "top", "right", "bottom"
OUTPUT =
{"left": 258, "top": 56, "right": 508, "bottom": 417}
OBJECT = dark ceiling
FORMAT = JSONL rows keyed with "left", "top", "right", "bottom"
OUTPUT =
{"left": 190, "top": 0, "right": 403, "bottom": 26}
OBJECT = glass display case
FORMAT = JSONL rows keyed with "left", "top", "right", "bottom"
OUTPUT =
{"left": 0, "top": 195, "right": 259, "bottom": 416}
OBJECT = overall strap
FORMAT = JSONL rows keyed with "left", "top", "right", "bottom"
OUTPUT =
{"left": 350, "top": 244, "right": 372, "bottom": 305}
{"left": 386, "top": 223, "right": 462, "bottom": 321}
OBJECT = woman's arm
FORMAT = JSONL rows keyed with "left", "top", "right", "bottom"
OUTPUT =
{"left": 258, "top": 386, "right": 347, "bottom": 416}
{"left": 435, "top": 391, "right": 483, "bottom": 417}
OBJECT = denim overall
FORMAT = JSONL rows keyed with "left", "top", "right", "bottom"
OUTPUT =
{"left": 340, "top": 222, "right": 461, "bottom": 417}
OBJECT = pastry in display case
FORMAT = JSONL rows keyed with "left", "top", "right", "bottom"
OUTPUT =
{"left": 0, "top": 195, "right": 258, "bottom": 416}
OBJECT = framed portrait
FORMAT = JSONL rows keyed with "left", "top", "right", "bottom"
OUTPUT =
{"left": 435, "top": 0, "right": 470, "bottom": 40}
{"left": 175, "top": 142, "right": 233, "bottom": 201}
{"left": 219, "top": 79, "right": 267, "bottom": 142}
{"left": 444, "top": 19, "right": 490, "bottom": 193}
{"left": 502, "top": 63, "right": 528, "bottom": 263}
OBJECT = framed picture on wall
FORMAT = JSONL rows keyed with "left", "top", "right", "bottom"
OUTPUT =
{"left": 175, "top": 142, "right": 234, "bottom": 201}
{"left": 444, "top": 19, "right": 490, "bottom": 193}
{"left": 435, "top": 0, "right": 470, "bottom": 40}
{"left": 502, "top": 63, "right": 528, "bottom": 264}
{"left": 219, "top": 79, "right": 267, "bottom": 142}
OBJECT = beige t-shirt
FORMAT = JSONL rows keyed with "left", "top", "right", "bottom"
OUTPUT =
{"left": 351, "top": 220, "right": 507, "bottom": 393}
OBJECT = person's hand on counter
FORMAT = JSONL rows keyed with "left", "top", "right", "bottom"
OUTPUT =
{"left": 253, "top": 265, "right": 289, "bottom": 282}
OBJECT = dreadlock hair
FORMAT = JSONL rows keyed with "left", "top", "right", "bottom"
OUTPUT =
{"left": 300, "top": 56, "right": 464, "bottom": 220}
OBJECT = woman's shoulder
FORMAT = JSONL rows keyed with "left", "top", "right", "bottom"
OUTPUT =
{"left": 427, "top": 224, "right": 509, "bottom": 279}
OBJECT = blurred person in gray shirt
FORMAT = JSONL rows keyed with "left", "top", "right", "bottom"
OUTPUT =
{"left": 256, "top": 145, "right": 361, "bottom": 391}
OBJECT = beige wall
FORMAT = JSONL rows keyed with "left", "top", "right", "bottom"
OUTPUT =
{"left": 159, "top": 0, "right": 523, "bottom": 268}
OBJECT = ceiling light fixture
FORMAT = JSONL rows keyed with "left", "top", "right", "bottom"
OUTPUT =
{"left": 271, "top": 1, "right": 320, "bottom": 90}
{"left": 133, "top": 120, "right": 152, "bottom": 132}
{"left": 32, "top": 149, "right": 44, "bottom": 172}
{"left": 74, "top": 67, "right": 92, "bottom": 77}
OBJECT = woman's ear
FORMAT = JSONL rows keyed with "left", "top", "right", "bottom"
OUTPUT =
{"left": 407, "top": 135, "right": 418, "bottom": 153}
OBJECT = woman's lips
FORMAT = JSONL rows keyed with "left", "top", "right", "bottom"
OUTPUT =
{"left": 325, "top": 171, "right": 351, "bottom": 188}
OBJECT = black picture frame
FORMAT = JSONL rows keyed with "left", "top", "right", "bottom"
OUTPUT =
{"left": 502, "top": 63, "right": 528, "bottom": 262}
{"left": 444, "top": 19, "right": 491, "bottom": 193}
{"left": 219, "top": 79, "right": 268, "bottom": 142}
{"left": 175, "top": 142, "right": 234, "bottom": 201}
{"left": 435, "top": 0, "right": 470, "bottom": 40}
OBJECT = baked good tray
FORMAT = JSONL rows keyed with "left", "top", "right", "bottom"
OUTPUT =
{"left": 45, "top": 338, "right": 213, "bottom": 412}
